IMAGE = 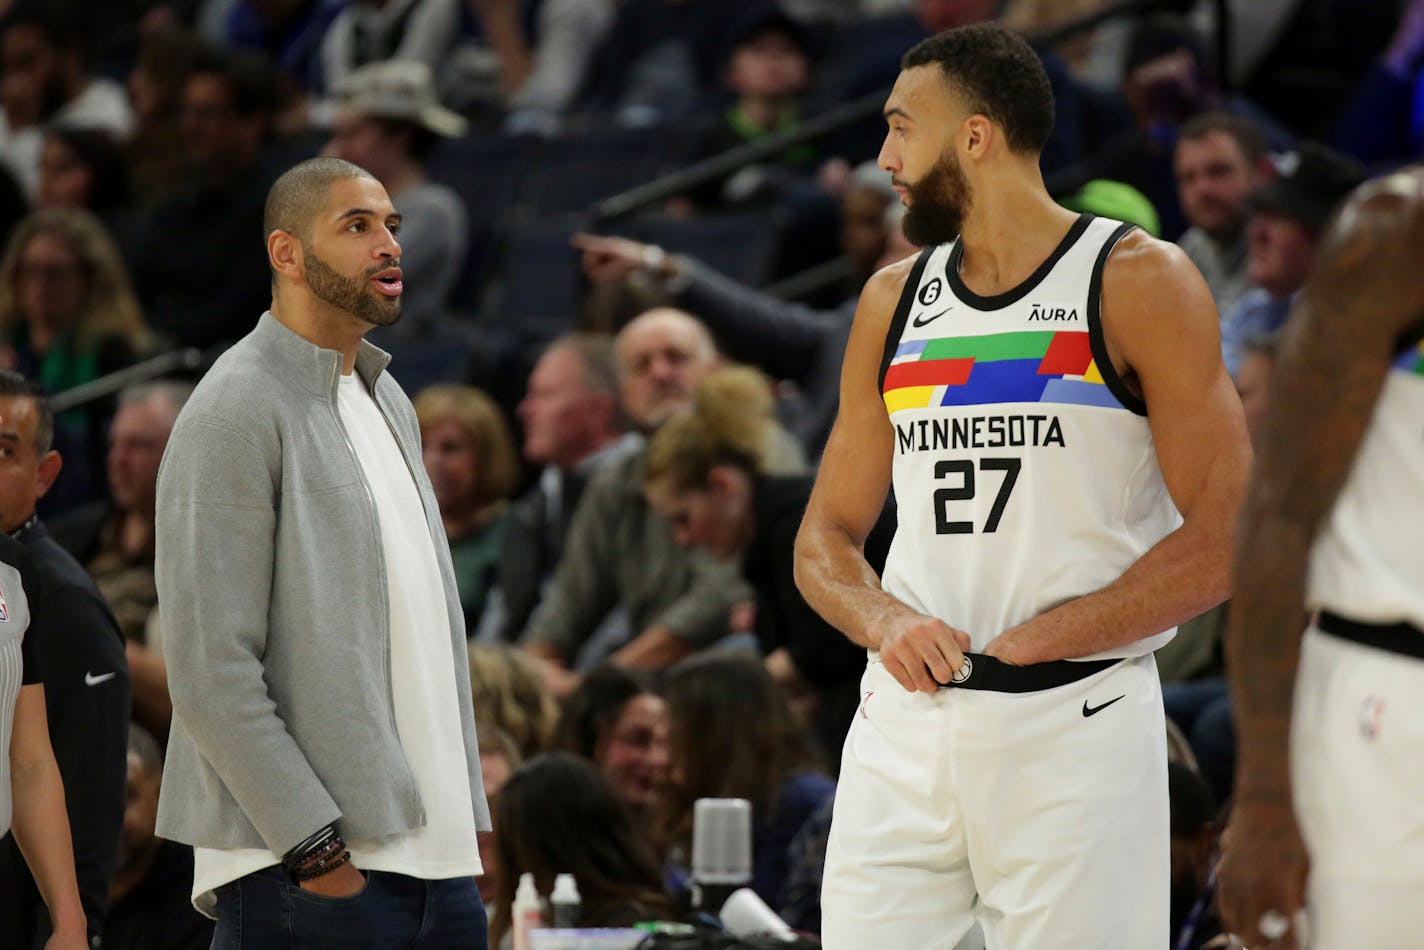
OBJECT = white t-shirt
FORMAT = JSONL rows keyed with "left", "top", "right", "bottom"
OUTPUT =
{"left": 192, "top": 372, "right": 480, "bottom": 915}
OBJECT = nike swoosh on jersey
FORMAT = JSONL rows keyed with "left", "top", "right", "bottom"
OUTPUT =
{"left": 1082, "top": 694, "right": 1125, "bottom": 717}
{"left": 912, "top": 307, "right": 951, "bottom": 328}
{"left": 85, "top": 671, "right": 117, "bottom": 686}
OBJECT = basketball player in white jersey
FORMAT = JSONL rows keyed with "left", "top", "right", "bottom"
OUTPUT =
{"left": 794, "top": 24, "right": 1252, "bottom": 948}
{"left": 1218, "top": 171, "right": 1424, "bottom": 950}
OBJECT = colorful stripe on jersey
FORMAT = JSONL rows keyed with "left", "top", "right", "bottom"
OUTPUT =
{"left": 882, "top": 330, "right": 1119, "bottom": 412}
{"left": 1393, "top": 339, "right": 1424, "bottom": 376}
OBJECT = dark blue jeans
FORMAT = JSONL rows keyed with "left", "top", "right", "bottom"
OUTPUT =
{"left": 210, "top": 866, "right": 488, "bottom": 949}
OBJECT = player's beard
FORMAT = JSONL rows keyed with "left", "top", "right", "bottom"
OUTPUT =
{"left": 900, "top": 150, "right": 973, "bottom": 247}
{"left": 305, "top": 251, "right": 402, "bottom": 327}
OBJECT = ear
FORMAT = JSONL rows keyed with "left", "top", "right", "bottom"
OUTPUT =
{"left": 35, "top": 450, "right": 61, "bottom": 499}
{"left": 963, "top": 114, "right": 993, "bottom": 160}
{"left": 706, "top": 464, "right": 741, "bottom": 499}
{"left": 267, "top": 228, "right": 304, "bottom": 281}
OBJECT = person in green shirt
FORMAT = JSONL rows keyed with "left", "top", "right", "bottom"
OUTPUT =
{"left": 0, "top": 207, "right": 155, "bottom": 511}
{"left": 415, "top": 383, "right": 521, "bottom": 633}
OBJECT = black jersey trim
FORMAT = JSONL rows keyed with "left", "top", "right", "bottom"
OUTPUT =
{"left": 1086, "top": 221, "right": 1147, "bottom": 416}
{"left": 944, "top": 213, "right": 1092, "bottom": 311}
{"left": 878, "top": 248, "right": 934, "bottom": 393}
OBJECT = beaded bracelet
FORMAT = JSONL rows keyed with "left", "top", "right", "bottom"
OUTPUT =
{"left": 290, "top": 844, "right": 352, "bottom": 883}
{"left": 283, "top": 826, "right": 349, "bottom": 882}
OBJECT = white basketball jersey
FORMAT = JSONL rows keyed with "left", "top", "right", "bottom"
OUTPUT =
{"left": 1307, "top": 332, "right": 1424, "bottom": 629}
{"left": 878, "top": 214, "right": 1182, "bottom": 659}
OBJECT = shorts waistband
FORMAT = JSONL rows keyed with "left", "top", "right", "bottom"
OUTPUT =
{"left": 1317, "top": 611, "right": 1424, "bottom": 661}
{"left": 933, "top": 653, "right": 1122, "bottom": 693}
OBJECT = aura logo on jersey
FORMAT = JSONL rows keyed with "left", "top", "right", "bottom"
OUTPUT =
{"left": 1027, "top": 303, "right": 1080, "bottom": 322}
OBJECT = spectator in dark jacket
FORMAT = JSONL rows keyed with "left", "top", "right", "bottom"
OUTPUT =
{"left": 497, "top": 333, "right": 635, "bottom": 643}
{"left": 576, "top": 164, "right": 899, "bottom": 458}
{"left": 125, "top": 48, "right": 281, "bottom": 351}
{"left": 1333, "top": 0, "right": 1424, "bottom": 167}
{"left": 683, "top": 5, "right": 821, "bottom": 210}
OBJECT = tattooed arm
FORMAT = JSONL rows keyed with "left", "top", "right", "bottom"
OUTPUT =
{"left": 1218, "top": 169, "right": 1424, "bottom": 950}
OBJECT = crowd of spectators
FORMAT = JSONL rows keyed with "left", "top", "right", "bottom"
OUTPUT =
{"left": 1, "top": 0, "right": 1420, "bottom": 946}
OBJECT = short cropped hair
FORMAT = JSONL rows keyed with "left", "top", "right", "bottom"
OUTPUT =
{"left": 119, "top": 380, "right": 193, "bottom": 427}
{"left": 263, "top": 157, "right": 375, "bottom": 248}
{"left": 902, "top": 23, "right": 1055, "bottom": 156}
{"left": 0, "top": 371, "right": 52, "bottom": 454}
{"left": 548, "top": 333, "right": 618, "bottom": 397}
{"left": 1178, "top": 111, "right": 1267, "bottom": 165}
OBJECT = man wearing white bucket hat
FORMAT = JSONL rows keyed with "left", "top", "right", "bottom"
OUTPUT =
{"left": 324, "top": 60, "right": 469, "bottom": 335}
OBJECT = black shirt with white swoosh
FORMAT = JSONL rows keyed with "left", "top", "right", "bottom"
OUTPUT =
{"left": 0, "top": 517, "right": 130, "bottom": 946}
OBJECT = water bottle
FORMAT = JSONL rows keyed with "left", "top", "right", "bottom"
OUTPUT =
{"left": 551, "top": 873, "right": 581, "bottom": 928}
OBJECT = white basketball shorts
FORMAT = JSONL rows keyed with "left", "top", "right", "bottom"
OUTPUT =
{"left": 821, "top": 652, "right": 1168, "bottom": 949}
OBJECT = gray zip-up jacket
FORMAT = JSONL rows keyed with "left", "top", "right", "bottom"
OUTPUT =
{"left": 154, "top": 313, "right": 490, "bottom": 855}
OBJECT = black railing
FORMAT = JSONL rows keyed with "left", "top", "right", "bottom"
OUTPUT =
{"left": 49, "top": 348, "right": 207, "bottom": 414}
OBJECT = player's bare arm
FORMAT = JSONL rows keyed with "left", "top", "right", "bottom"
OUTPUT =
{"left": 795, "top": 257, "right": 971, "bottom": 694}
{"left": 1218, "top": 170, "right": 1424, "bottom": 950}
{"left": 984, "top": 230, "right": 1252, "bottom": 665}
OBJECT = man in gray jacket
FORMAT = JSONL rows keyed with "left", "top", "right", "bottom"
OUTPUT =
{"left": 155, "top": 157, "right": 489, "bottom": 948}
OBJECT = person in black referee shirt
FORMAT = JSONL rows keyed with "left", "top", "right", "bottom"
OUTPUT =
{"left": 0, "top": 530, "right": 89, "bottom": 947}
{"left": 0, "top": 372, "right": 130, "bottom": 946}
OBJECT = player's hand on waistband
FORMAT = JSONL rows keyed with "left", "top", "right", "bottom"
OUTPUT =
{"left": 877, "top": 611, "right": 971, "bottom": 694}
{"left": 982, "top": 627, "right": 1032, "bottom": 666}
{"left": 1217, "top": 798, "right": 1310, "bottom": 950}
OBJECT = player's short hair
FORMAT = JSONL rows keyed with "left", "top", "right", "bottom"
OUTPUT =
{"left": 1178, "top": 112, "right": 1267, "bottom": 165}
{"left": 0, "top": 371, "right": 52, "bottom": 455}
{"left": 264, "top": 157, "right": 375, "bottom": 250}
{"left": 901, "top": 23, "right": 1054, "bottom": 157}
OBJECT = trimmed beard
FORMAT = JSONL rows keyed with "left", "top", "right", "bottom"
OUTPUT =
{"left": 305, "top": 250, "right": 402, "bottom": 327}
{"left": 900, "top": 150, "right": 972, "bottom": 248}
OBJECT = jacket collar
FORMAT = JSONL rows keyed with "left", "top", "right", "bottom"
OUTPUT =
{"left": 250, "top": 311, "right": 392, "bottom": 400}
